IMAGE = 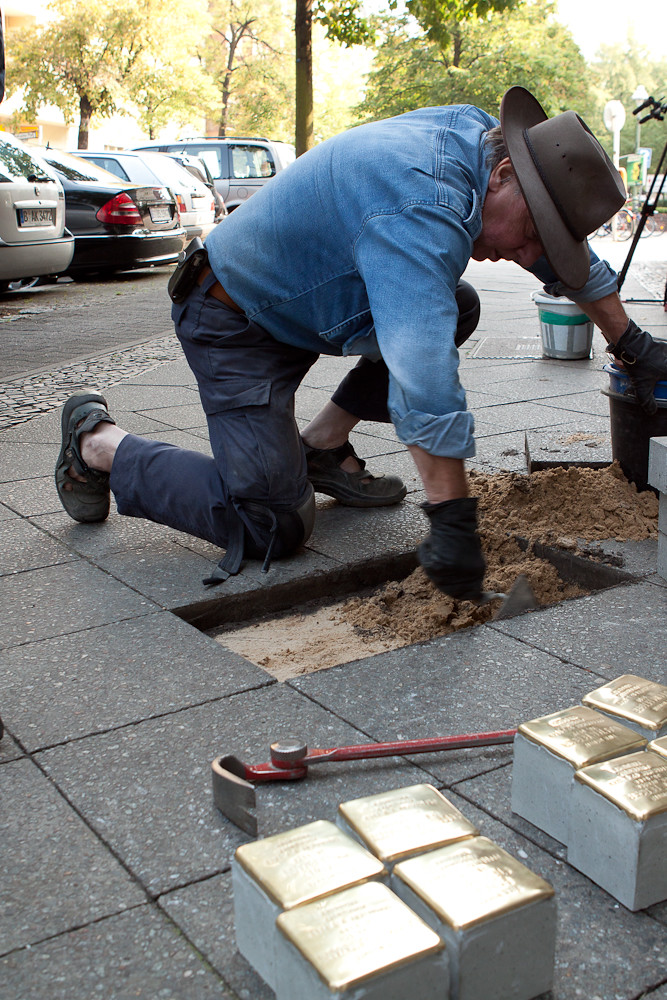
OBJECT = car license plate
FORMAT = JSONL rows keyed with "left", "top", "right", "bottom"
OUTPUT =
{"left": 149, "top": 205, "right": 171, "bottom": 223}
{"left": 19, "top": 208, "right": 55, "bottom": 227}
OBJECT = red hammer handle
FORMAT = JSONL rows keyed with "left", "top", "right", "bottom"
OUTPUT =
{"left": 302, "top": 729, "right": 517, "bottom": 764}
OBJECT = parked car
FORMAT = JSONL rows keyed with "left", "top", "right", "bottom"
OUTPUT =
{"left": 73, "top": 150, "right": 217, "bottom": 240}
{"left": 167, "top": 151, "right": 227, "bottom": 224}
{"left": 0, "top": 132, "right": 74, "bottom": 292}
{"left": 130, "top": 136, "right": 296, "bottom": 211}
{"left": 32, "top": 147, "right": 186, "bottom": 279}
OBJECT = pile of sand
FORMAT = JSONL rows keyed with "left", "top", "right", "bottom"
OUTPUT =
{"left": 342, "top": 464, "right": 658, "bottom": 645}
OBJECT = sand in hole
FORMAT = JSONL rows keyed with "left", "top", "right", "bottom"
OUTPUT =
{"left": 211, "top": 464, "right": 658, "bottom": 680}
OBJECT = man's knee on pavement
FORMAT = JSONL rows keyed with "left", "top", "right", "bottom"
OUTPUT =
{"left": 236, "top": 487, "right": 316, "bottom": 561}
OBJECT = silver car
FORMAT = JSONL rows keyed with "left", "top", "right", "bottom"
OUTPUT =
{"left": 72, "top": 150, "right": 217, "bottom": 241}
{"left": 0, "top": 132, "right": 74, "bottom": 292}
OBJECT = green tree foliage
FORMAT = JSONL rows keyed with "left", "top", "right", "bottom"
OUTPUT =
{"left": 588, "top": 38, "right": 667, "bottom": 160}
{"left": 202, "top": 0, "right": 295, "bottom": 140}
{"left": 407, "top": 0, "right": 517, "bottom": 50}
{"left": 8, "top": 0, "right": 212, "bottom": 147}
{"left": 357, "top": 0, "right": 591, "bottom": 123}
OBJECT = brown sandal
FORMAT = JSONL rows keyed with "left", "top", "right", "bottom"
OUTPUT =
{"left": 304, "top": 441, "right": 406, "bottom": 507}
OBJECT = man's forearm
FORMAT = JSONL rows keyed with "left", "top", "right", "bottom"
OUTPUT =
{"left": 575, "top": 291, "right": 628, "bottom": 345}
{"left": 408, "top": 445, "right": 468, "bottom": 503}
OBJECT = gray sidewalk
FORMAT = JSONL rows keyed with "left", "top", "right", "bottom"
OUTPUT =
{"left": 1, "top": 254, "right": 667, "bottom": 999}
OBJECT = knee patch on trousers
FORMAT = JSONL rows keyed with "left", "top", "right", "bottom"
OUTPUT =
{"left": 244, "top": 485, "right": 315, "bottom": 560}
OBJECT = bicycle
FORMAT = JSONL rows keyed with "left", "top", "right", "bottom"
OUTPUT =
{"left": 594, "top": 207, "right": 634, "bottom": 240}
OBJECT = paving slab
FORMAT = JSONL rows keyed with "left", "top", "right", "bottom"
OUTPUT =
{"left": 102, "top": 383, "right": 200, "bottom": 411}
{"left": 288, "top": 626, "right": 599, "bottom": 785}
{"left": 0, "top": 442, "right": 58, "bottom": 484}
{"left": 525, "top": 421, "right": 612, "bottom": 468}
{"left": 537, "top": 391, "right": 612, "bottom": 418}
{"left": 0, "top": 560, "right": 158, "bottom": 647}
{"left": 0, "top": 519, "right": 76, "bottom": 576}
{"left": 0, "top": 502, "right": 17, "bottom": 521}
{"left": 128, "top": 358, "right": 197, "bottom": 385}
{"left": 132, "top": 403, "right": 213, "bottom": 431}
{"left": 474, "top": 400, "right": 574, "bottom": 435}
{"left": 96, "top": 536, "right": 338, "bottom": 616}
{"left": 304, "top": 499, "right": 424, "bottom": 563}
{"left": 587, "top": 537, "right": 659, "bottom": 577}
{"left": 38, "top": 685, "right": 427, "bottom": 895}
{"left": 0, "top": 758, "right": 145, "bottom": 954}
{"left": 1, "top": 612, "right": 270, "bottom": 750}
{"left": 492, "top": 579, "right": 667, "bottom": 683}
{"left": 0, "top": 732, "right": 23, "bottom": 763}
{"left": 464, "top": 370, "right": 607, "bottom": 400}
{"left": 160, "top": 872, "right": 274, "bottom": 1000}
{"left": 0, "top": 475, "right": 67, "bottom": 517}
{"left": 0, "top": 905, "right": 233, "bottom": 999}
{"left": 31, "top": 508, "right": 193, "bottom": 560}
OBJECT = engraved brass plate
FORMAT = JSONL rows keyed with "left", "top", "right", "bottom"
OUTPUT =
{"left": 518, "top": 705, "right": 645, "bottom": 767}
{"left": 339, "top": 783, "right": 478, "bottom": 862}
{"left": 276, "top": 881, "right": 442, "bottom": 991}
{"left": 394, "top": 836, "right": 554, "bottom": 931}
{"left": 574, "top": 749, "right": 667, "bottom": 821}
{"left": 649, "top": 736, "right": 667, "bottom": 760}
{"left": 235, "top": 820, "right": 385, "bottom": 908}
{"left": 583, "top": 675, "right": 667, "bottom": 732}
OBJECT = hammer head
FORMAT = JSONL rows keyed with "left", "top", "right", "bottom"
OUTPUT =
{"left": 211, "top": 755, "right": 258, "bottom": 837}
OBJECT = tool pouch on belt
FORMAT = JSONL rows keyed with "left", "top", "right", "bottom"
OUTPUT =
{"left": 168, "top": 237, "right": 208, "bottom": 304}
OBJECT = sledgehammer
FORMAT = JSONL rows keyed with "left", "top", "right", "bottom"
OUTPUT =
{"left": 212, "top": 729, "right": 516, "bottom": 835}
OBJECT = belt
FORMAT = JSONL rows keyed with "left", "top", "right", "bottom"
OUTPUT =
{"left": 197, "top": 266, "right": 244, "bottom": 314}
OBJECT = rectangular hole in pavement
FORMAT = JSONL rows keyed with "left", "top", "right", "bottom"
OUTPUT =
{"left": 174, "top": 543, "right": 633, "bottom": 682}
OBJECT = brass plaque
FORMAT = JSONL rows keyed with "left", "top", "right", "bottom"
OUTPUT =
{"left": 276, "top": 881, "right": 443, "bottom": 991}
{"left": 394, "top": 836, "right": 554, "bottom": 931}
{"left": 649, "top": 736, "right": 667, "bottom": 760}
{"left": 518, "top": 705, "right": 645, "bottom": 767}
{"left": 235, "top": 820, "right": 385, "bottom": 909}
{"left": 339, "top": 783, "right": 478, "bottom": 862}
{"left": 583, "top": 675, "right": 667, "bottom": 733}
{"left": 575, "top": 749, "right": 667, "bottom": 821}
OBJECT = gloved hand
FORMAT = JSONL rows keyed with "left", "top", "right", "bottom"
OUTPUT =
{"left": 608, "top": 319, "right": 667, "bottom": 416}
{"left": 418, "top": 497, "right": 486, "bottom": 601}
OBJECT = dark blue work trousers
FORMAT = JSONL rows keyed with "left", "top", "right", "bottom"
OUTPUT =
{"left": 109, "top": 275, "right": 480, "bottom": 557}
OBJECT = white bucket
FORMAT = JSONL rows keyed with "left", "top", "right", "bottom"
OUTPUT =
{"left": 531, "top": 291, "right": 594, "bottom": 360}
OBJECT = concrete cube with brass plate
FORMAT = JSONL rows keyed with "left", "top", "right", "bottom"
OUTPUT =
{"left": 511, "top": 706, "right": 646, "bottom": 843}
{"left": 391, "top": 836, "right": 556, "bottom": 1000}
{"left": 567, "top": 749, "right": 667, "bottom": 910}
{"left": 582, "top": 674, "right": 667, "bottom": 741}
{"left": 232, "top": 820, "right": 386, "bottom": 990}
{"left": 337, "top": 784, "right": 478, "bottom": 871}
{"left": 274, "top": 881, "right": 449, "bottom": 1000}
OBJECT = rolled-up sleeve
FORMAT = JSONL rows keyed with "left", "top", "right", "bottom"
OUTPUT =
{"left": 529, "top": 245, "right": 619, "bottom": 302}
{"left": 354, "top": 202, "right": 476, "bottom": 459}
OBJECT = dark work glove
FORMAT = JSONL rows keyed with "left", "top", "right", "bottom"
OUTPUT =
{"left": 607, "top": 319, "right": 667, "bottom": 416}
{"left": 418, "top": 497, "right": 486, "bottom": 601}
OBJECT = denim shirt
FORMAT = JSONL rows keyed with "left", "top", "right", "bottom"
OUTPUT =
{"left": 206, "top": 105, "right": 618, "bottom": 459}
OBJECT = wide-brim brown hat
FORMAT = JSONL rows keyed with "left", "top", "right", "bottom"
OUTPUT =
{"left": 500, "top": 86, "right": 626, "bottom": 289}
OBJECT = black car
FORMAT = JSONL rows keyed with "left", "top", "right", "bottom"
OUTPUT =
{"left": 34, "top": 147, "right": 187, "bottom": 278}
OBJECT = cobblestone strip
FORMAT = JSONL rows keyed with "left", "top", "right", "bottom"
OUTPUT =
{"left": 0, "top": 335, "right": 181, "bottom": 429}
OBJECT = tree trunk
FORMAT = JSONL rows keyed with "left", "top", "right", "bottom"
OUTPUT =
{"left": 78, "top": 94, "right": 93, "bottom": 149}
{"left": 295, "top": 0, "right": 313, "bottom": 155}
{"left": 452, "top": 24, "right": 462, "bottom": 67}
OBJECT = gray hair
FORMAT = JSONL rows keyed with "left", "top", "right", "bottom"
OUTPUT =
{"left": 483, "top": 125, "right": 509, "bottom": 171}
